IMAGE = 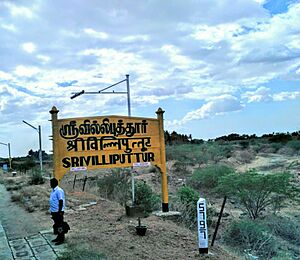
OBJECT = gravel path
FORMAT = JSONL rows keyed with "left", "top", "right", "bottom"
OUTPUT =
{"left": 0, "top": 184, "right": 43, "bottom": 240}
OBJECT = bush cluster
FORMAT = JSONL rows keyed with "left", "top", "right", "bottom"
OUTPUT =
{"left": 28, "top": 170, "right": 45, "bottom": 185}
{"left": 97, "top": 169, "right": 131, "bottom": 206}
{"left": 97, "top": 170, "right": 160, "bottom": 215}
{"left": 189, "top": 164, "right": 234, "bottom": 190}
{"left": 224, "top": 219, "right": 277, "bottom": 259}
{"left": 216, "top": 170, "right": 294, "bottom": 219}
{"left": 174, "top": 186, "right": 215, "bottom": 229}
{"left": 264, "top": 215, "right": 300, "bottom": 247}
{"left": 175, "top": 186, "right": 199, "bottom": 229}
{"left": 134, "top": 181, "right": 160, "bottom": 215}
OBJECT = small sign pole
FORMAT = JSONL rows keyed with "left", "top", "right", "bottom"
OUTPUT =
{"left": 197, "top": 198, "right": 208, "bottom": 254}
{"left": 211, "top": 196, "right": 227, "bottom": 247}
{"left": 73, "top": 175, "right": 77, "bottom": 189}
{"left": 82, "top": 176, "right": 88, "bottom": 191}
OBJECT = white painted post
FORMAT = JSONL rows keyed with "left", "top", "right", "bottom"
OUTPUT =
{"left": 197, "top": 198, "right": 208, "bottom": 254}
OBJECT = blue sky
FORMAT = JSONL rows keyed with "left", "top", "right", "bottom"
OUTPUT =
{"left": 1, "top": 0, "right": 300, "bottom": 157}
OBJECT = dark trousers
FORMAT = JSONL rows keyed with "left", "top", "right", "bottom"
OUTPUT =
{"left": 51, "top": 212, "right": 65, "bottom": 241}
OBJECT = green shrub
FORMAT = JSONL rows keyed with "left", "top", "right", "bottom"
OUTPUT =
{"left": 233, "top": 150, "right": 255, "bottom": 163}
{"left": 176, "top": 186, "right": 199, "bottom": 228}
{"left": 11, "top": 192, "right": 23, "bottom": 202}
{"left": 134, "top": 181, "right": 160, "bottom": 215}
{"left": 172, "top": 161, "right": 191, "bottom": 175}
{"left": 19, "top": 159, "right": 36, "bottom": 174}
{"left": 252, "top": 143, "right": 265, "bottom": 153}
{"left": 166, "top": 143, "right": 233, "bottom": 168}
{"left": 224, "top": 219, "right": 277, "bottom": 259}
{"left": 177, "top": 185, "right": 199, "bottom": 205}
{"left": 166, "top": 144, "right": 211, "bottom": 167}
{"left": 286, "top": 140, "right": 300, "bottom": 151}
{"left": 166, "top": 144, "right": 194, "bottom": 161}
{"left": 239, "top": 140, "right": 250, "bottom": 149}
{"left": 216, "top": 170, "right": 297, "bottom": 219}
{"left": 174, "top": 186, "right": 215, "bottom": 229}
{"left": 264, "top": 215, "right": 300, "bottom": 246}
{"left": 189, "top": 164, "right": 234, "bottom": 190}
{"left": 28, "top": 170, "right": 44, "bottom": 185}
{"left": 270, "top": 142, "right": 282, "bottom": 152}
{"left": 97, "top": 169, "right": 130, "bottom": 206}
{"left": 58, "top": 243, "right": 107, "bottom": 260}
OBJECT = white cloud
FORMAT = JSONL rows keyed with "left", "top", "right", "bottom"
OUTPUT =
{"left": 253, "top": 0, "right": 268, "bottom": 4}
{"left": 22, "top": 42, "right": 36, "bottom": 53}
{"left": 192, "top": 23, "right": 242, "bottom": 45}
{"left": 83, "top": 28, "right": 108, "bottom": 39}
{"left": 242, "top": 87, "right": 300, "bottom": 103}
{"left": 182, "top": 95, "right": 243, "bottom": 123}
{"left": 120, "top": 35, "right": 150, "bottom": 43}
{"left": 79, "top": 48, "right": 155, "bottom": 84}
{"left": 273, "top": 91, "right": 300, "bottom": 101}
{"left": 14, "top": 65, "right": 40, "bottom": 77}
{"left": 0, "top": 71, "right": 12, "bottom": 81}
{"left": 36, "top": 54, "right": 50, "bottom": 63}
{"left": 286, "top": 38, "right": 300, "bottom": 49}
{"left": 4, "top": 2, "right": 35, "bottom": 19}
{"left": 1, "top": 24, "right": 17, "bottom": 32}
{"left": 242, "top": 87, "right": 272, "bottom": 103}
{"left": 161, "top": 45, "right": 192, "bottom": 69}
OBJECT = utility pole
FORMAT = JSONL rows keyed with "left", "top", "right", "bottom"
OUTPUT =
{"left": 0, "top": 142, "right": 12, "bottom": 170}
{"left": 71, "top": 75, "right": 135, "bottom": 204}
{"left": 23, "top": 121, "right": 43, "bottom": 173}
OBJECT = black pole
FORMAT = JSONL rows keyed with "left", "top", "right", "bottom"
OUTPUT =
{"left": 73, "top": 175, "right": 77, "bottom": 189}
{"left": 211, "top": 196, "right": 227, "bottom": 247}
{"left": 82, "top": 176, "right": 87, "bottom": 191}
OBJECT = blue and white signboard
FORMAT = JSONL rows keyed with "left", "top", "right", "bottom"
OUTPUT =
{"left": 197, "top": 198, "right": 208, "bottom": 253}
{"left": 2, "top": 164, "right": 8, "bottom": 172}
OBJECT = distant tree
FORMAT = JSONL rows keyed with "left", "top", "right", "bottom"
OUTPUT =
{"left": 18, "top": 158, "right": 36, "bottom": 174}
{"left": 164, "top": 130, "right": 171, "bottom": 145}
{"left": 171, "top": 131, "right": 178, "bottom": 144}
{"left": 28, "top": 149, "right": 34, "bottom": 157}
{"left": 27, "top": 149, "right": 49, "bottom": 160}
{"left": 269, "top": 133, "right": 292, "bottom": 143}
{"left": 206, "top": 144, "right": 223, "bottom": 163}
{"left": 249, "top": 134, "right": 257, "bottom": 139}
{"left": 191, "top": 138, "right": 204, "bottom": 144}
{"left": 166, "top": 131, "right": 192, "bottom": 145}
{"left": 216, "top": 170, "right": 298, "bottom": 219}
{"left": 227, "top": 133, "right": 241, "bottom": 141}
{"left": 239, "top": 140, "right": 250, "bottom": 149}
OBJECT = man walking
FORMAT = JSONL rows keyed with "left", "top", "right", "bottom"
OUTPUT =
{"left": 49, "top": 178, "right": 65, "bottom": 245}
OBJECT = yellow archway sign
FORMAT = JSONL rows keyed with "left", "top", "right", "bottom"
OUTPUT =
{"left": 50, "top": 106, "right": 169, "bottom": 212}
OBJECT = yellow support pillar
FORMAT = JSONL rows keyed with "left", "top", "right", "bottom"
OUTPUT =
{"left": 156, "top": 108, "right": 169, "bottom": 212}
{"left": 49, "top": 106, "right": 61, "bottom": 182}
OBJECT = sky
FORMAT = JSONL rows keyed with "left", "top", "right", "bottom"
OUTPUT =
{"left": 1, "top": 0, "right": 300, "bottom": 157}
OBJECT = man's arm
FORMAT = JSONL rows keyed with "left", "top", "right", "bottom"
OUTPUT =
{"left": 58, "top": 199, "right": 63, "bottom": 212}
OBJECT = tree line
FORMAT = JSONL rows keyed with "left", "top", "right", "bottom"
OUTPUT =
{"left": 164, "top": 130, "right": 300, "bottom": 144}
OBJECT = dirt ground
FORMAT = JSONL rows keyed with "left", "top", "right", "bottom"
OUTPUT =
{"left": 60, "top": 172, "right": 240, "bottom": 259}
{"left": 64, "top": 196, "right": 238, "bottom": 259}
{"left": 3, "top": 152, "right": 298, "bottom": 259}
{"left": 0, "top": 170, "right": 240, "bottom": 260}
{"left": 0, "top": 183, "right": 46, "bottom": 239}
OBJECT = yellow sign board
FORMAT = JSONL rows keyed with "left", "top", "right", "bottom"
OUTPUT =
{"left": 50, "top": 107, "right": 169, "bottom": 212}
